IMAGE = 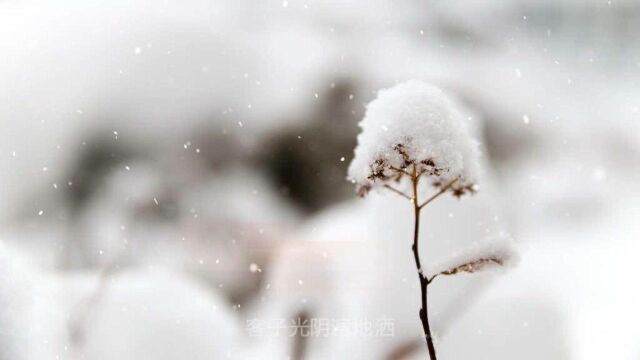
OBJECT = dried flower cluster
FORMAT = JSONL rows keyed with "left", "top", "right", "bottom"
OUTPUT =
{"left": 348, "top": 80, "right": 480, "bottom": 198}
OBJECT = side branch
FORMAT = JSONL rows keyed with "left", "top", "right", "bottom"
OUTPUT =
{"left": 390, "top": 166, "right": 412, "bottom": 177}
{"left": 427, "top": 256, "right": 505, "bottom": 285}
{"left": 418, "top": 178, "right": 459, "bottom": 209}
{"left": 383, "top": 184, "right": 412, "bottom": 200}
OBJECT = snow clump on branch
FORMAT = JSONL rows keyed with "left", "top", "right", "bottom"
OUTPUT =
{"left": 347, "top": 80, "right": 481, "bottom": 197}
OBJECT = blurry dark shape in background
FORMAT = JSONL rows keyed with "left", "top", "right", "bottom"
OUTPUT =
{"left": 458, "top": 93, "right": 538, "bottom": 167}
{"left": 63, "top": 130, "right": 141, "bottom": 268}
{"left": 191, "top": 120, "right": 258, "bottom": 171}
{"left": 260, "top": 80, "right": 361, "bottom": 213}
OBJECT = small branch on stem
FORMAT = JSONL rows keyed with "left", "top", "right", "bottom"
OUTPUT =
{"left": 418, "top": 177, "right": 459, "bottom": 209}
{"left": 427, "top": 256, "right": 505, "bottom": 285}
{"left": 389, "top": 166, "right": 412, "bottom": 177}
{"left": 383, "top": 184, "right": 412, "bottom": 200}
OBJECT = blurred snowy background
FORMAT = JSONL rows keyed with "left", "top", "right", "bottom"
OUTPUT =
{"left": 1, "top": 0, "right": 640, "bottom": 359}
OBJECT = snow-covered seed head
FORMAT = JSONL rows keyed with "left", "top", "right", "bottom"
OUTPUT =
{"left": 439, "top": 257, "right": 504, "bottom": 276}
{"left": 347, "top": 80, "right": 480, "bottom": 197}
{"left": 428, "top": 238, "right": 518, "bottom": 280}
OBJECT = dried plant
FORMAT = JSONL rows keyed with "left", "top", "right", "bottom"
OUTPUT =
{"left": 348, "top": 81, "right": 509, "bottom": 360}
{"left": 428, "top": 256, "right": 504, "bottom": 282}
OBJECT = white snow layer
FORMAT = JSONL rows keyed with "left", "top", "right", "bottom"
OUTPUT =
{"left": 0, "top": 240, "right": 243, "bottom": 360}
{"left": 426, "top": 238, "right": 518, "bottom": 278}
{"left": 0, "top": 242, "right": 61, "bottom": 360}
{"left": 348, "top": 80, "right": 481, "bottom": 194}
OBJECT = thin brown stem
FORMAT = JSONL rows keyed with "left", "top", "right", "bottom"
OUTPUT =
{"left": 390, "top": 166, "right": 412, "bottom": 177}
{"left": 426, "top": 274, "right": 439, "bottom": 285}
{"left": 383, "top": 184, "right": 412, "bottom": 200}
{"left": 410, "top": 164, "right": 438, "bottom": 360}
{"left": 418, "top": 177, "right": 459, "bottom": 209}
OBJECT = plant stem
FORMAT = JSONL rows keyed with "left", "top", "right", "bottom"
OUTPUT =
{"left": 411, "top": 166, "right": 437, "bottom": 360}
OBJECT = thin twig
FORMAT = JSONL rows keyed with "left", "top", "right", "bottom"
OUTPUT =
{"left": 418, "top": 177, "right": 459, "bottom": 209}
{"left": 426, "top": 274, "right": 439, "bottom": 285}
{"left": 428, "top": 257, "right": 504, "bottom": 285}
{"left": 383, "top": 184, "right": 412, "bottom": 200}
{"left": 389, "top": 166, "right": 411, "bottom": 176}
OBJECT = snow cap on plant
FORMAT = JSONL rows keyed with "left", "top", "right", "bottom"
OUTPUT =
{"left": 348, "top": 80, "right": 480, "bottom": 197}
{"left": 427, "top": 238, "right": 518, "bottom": 282}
